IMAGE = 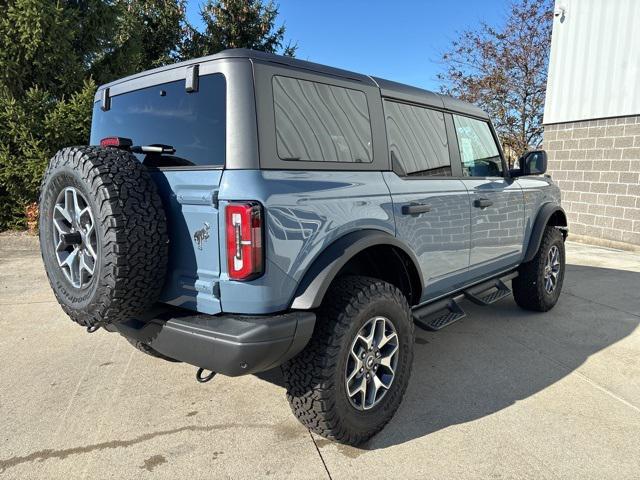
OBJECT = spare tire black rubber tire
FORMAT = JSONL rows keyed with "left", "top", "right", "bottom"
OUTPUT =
{"left": 39, "top": 146, "right": 168, "bottom": 329}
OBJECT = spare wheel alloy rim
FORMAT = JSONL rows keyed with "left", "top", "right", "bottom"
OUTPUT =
{"left": 52, "top": 186, "right": 98, "bottom": 288}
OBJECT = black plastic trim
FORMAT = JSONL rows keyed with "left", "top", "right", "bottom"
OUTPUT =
{"left": 444, "top": 113, "right": 464, "bottom": 177}
{"left": 113, "top": 307, "right": 316, "bottom": 377}
{"left": 523, "top": 204, "right": 568, "bottom": 262}
{"left": 290, "top": 229, "right": 423, "bottom": 310}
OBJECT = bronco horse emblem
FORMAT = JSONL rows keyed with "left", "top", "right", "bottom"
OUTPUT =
{"left": 193, "top": 222, "right": 210, "bottom": 250}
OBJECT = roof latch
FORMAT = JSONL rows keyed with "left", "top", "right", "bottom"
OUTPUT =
{"left": 185, "top": 65, "right": 199, "bottom": 93}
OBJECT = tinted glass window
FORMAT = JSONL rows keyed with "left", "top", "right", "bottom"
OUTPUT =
{"left": 453, "top": 115, "right": 502, "bottom": 176}
{"left": 384, "top": 100, "right": 451, "bottom": 176}
{"left": 273, "top": 76, "right": 372, "bottom": 163}
{"left": 90, "top": 74, "right": 225, "bottom": 167}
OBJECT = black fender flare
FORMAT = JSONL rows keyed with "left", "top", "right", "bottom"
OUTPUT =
{"left": 523, "top": 204, "right": 568, "bottom": 263}
{"left": 290, "top": 229, "right": 423, "bottom": 310}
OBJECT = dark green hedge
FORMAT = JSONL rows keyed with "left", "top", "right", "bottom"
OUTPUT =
{"left": 0, "top": 0, "right": 294, "bottom": 230}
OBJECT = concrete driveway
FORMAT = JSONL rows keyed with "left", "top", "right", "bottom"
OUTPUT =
{"left": 1, "top": 234, "right": 639, "bottom": 479}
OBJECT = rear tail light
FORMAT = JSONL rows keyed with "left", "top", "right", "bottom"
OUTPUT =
{"left": 226, "top": 202, "right": 264, "bottom": 281}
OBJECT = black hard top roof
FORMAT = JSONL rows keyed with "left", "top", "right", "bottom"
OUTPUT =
{"left": 98, "top": 48, "right": 488, "bottom": 119}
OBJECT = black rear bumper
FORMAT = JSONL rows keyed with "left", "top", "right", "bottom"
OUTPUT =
{"left": 110, "top": 307, "right": 316, "bottom": 376}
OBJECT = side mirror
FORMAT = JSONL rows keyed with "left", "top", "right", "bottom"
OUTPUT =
{"left": 512, "top": 150, "right": 547, "bottom": 177}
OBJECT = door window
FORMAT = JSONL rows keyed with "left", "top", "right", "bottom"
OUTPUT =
{"left": 453, "top": 115, "right": 503, "bottom": 177}
{"left": 384, "top": 100, "right": 451, "bottom": 176}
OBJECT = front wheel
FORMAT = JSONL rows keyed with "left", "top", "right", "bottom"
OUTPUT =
{"left": 283, "top": 276, "right": 414, "bottom": 446}
{"left": 513, "top": 226, "right": 566, "bottom": 312}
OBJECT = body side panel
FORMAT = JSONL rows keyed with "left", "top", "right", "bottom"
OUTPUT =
{"left": 217, "top": 170, "right": 395, "bottom": 314}
{"left": 517, "top": 176, "right": 564, "bottom": 258}
{"left": 462, "top": 178, "right": 525, "bottom": 278}
{"left": 382, "top": 172, "right": 471, "bottom": 302}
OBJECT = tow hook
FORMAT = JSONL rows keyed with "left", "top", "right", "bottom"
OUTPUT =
{"left": 196, "top": 367, "right": 217, "bottom": 383}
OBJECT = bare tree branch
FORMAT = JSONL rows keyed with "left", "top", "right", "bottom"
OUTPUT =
{"left": 438, "top": 0, "right": 553, "bottom": 165}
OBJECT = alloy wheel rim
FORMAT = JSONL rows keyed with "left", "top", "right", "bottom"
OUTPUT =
{"left": 52, "top": 187, "right": 97, "bottom": 289}
{"left": 543, "top": 245, "right": 561, "bottom": 294}
{"left": 345, "top": 316, "right": 399, "bottom": 410}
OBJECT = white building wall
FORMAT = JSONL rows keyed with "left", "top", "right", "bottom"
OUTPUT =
{"left": 544, "top": 0, "right": 640, "bottom": 125}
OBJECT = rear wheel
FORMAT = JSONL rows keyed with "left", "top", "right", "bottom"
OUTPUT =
{"left": 283, "top": 276, "right": 414, "bottom": 446}
{"left": 513, "top": 227, "right": 565, "bottom": 312}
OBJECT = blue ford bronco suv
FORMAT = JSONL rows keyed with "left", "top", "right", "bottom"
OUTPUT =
{"left": 39, "top": 49, "right": 568, "bottom": 445}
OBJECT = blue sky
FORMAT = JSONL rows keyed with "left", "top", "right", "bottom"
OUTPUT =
{"left": 186, "top": 0, "right": 510, "bottom": 91}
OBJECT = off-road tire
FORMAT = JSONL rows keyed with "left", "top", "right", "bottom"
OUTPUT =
{"left": 39, "top": 146, "right": 168, "bottom": 329}
{"left": 513, "top": 227, "right": 565, "bottom": 312}
{"left": 283, "top": 276, "right": 414, "bottom": 446}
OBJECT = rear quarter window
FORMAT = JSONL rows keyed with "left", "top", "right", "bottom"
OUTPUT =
{"left": 90, "top": 73, "right": 226, "bottom": 168}
{"left": 273, "top": 76, "right": 373, "bottom": 163}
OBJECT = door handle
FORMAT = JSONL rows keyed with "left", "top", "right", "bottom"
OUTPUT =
{"left": 474, "top": 198, "right": 493, "bottom": 208}
{"left": 402, "top": 203, "right": 431, "bottom": 215}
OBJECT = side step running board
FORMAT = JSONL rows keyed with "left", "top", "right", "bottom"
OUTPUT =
{"left": 414, "top": 295, "right": 466, "bottom": 331}
{"left": 413, "top": 271, "right": 518, "bottom": 332}
{"left": 464, "top": 277, "right": 513, "bottom": 306}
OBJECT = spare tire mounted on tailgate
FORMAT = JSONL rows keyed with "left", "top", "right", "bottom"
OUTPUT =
{"left": 39, "top": 146, "right": 168, "bottom": 331}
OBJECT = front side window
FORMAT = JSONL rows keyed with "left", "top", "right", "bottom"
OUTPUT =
{"left": 453, "top": 115, "right": 503, "bottom": 177}
{"left": 384, "top": 100, "right": 451, "bottom": 176}
{"left": 273, "top": 76, "right": 373, "bottom": 163}
{"left": 90, "top": 73, "right": 226, "bottom": 167}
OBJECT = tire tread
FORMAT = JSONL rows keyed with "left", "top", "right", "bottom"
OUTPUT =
{"left": 39, "top": 146, "right": 168, "bottom": 328}
{"left": 283, "top": 276, "right": 413, "bottom": 445}
{"left": 513, "top": 226, "right": 564, "bottom": 312}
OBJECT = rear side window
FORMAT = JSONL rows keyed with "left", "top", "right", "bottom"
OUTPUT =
{"left": 273, "top": 76, "right": 373, "bottom": 163}
{"left": 384, "top": 100, "right": 451, "bottom": 176}
{"left": 453, "top": 115, "right": 502, "bottom": 177}
{"left": 90, "top": 73, "right": 226, "bottom": 168}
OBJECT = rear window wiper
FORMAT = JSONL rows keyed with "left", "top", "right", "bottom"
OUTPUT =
{"left": 100, "top": 137, "right": 175, "bottom": 155}
{"left": 131, "top": 144, "right": 176, "bottom": 155}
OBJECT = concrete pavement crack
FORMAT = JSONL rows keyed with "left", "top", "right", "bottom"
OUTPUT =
{"left": 309, "top": 430, "right": 333, "bottom": 480}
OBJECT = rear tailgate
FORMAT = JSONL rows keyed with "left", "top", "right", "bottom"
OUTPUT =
{"left": 152, "top": 170, "right": 222, "bottom": 314}
{"left": 90, "top": 73, "right": 227, "bottom": 314}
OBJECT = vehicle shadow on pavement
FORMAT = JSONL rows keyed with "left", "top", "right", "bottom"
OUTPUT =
{"left": 257, "top": 264, "right": 640, "bottom": 450}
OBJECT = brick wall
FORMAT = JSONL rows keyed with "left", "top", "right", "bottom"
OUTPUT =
{"left": 543, "top": 116, "right": 640, "bottom": 247}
